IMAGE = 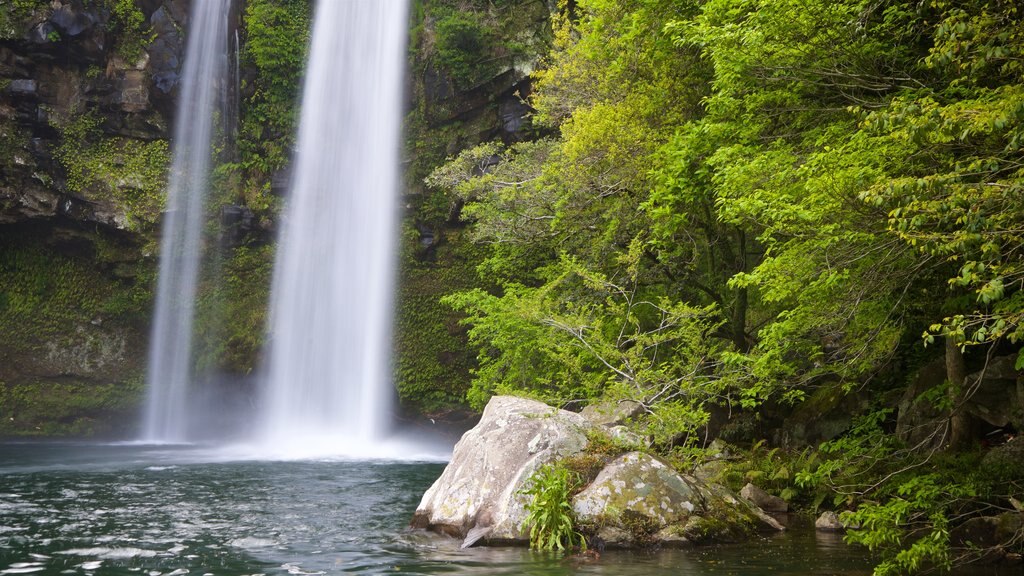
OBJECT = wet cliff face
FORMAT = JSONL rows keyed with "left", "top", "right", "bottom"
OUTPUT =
{"left": 395, "top": 0, "right": 552, "bottom": 417}
{"left": 0, "top": 0, "right": 553, "bottom": 435}
{"left": 0, "top": 0, "right": 187, "bottom": 230}
{"left": 0, "top": 0, "right": 187, "bottom": 436}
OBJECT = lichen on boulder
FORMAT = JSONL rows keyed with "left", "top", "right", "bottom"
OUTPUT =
{"left": 573, "top": 452, "right": 784, "bottom": 547}
{"left": 411, "top": 395, "right": 593, "bottom": 545}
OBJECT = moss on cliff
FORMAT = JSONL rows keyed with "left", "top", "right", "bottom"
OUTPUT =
{"left": 192, "top": 243, "right": 273, "bottom": 374}
{"left": 0, "top": 226, "right": 150, "bottom": 436}
{"left": 394, "top": 227, "right": 487, "bottom": 412}
{"left": 0, "top": 377, "right": 143, "bottom": 437}
{"left": 53, "top": 111, "right": 170, "bottom": 230}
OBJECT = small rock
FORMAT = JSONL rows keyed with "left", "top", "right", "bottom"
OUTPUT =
{"left": 580, "top": 400, "right": 644, "bottom": 427}
{"left": 608, "top": 425, "right": 645, "bottom": 447}
{"left": 7, "top": 79, "right": 38, "bottom": 95}
{"left": 740, "top": 483, "right": 788, "bottom": 513}
{"left": 815, "top": 511, "right": 846, "bottom": 532}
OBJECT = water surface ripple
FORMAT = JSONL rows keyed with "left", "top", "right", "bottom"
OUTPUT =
{"left": 0, "top": 442, "right": 933, "bottom": 575}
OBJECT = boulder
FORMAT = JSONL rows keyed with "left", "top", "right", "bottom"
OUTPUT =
{"left": 815, "top": 511, "right": 847, "bottom": 532}
{"left": 740, "top": 483, "right": 788, "bottom": 513}
{"left": 411, "top": 396, "right": 594, "bottom": 545}
{"left": 412, "top": 397, "right": 784, "bottom": 549}
{"left": 963, "top": 355, "right": 1024, "bottom": 430}
{"left": 982, "top": 437, "right": 1024, "bottom": 475}
{"left": 778, "top": 382, "right": 872, "bottom": 446}
{"left": 572, "top": 452, "right": 783, "bottom": 547}
{"left": 580, "top": 399, "right": 643, "bottom": 428}
{"left": 950, "top": 513, "right": 1023, "bottom": 564}
{"left": 896, "top": 358, "right": 948, "bottom": 451}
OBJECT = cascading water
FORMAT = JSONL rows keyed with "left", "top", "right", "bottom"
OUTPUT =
{"left": 143, "top": 0, "right": 230, "bottom": 442}
{"left": 259, "top": 0, "right": 409, "bottom": 455}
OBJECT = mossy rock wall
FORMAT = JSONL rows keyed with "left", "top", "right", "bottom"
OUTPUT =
{"left": 395, "top": 0, "right": 552, "bottom": 415}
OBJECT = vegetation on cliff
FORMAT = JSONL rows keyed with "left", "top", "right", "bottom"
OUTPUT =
{"left": 426, "top": 0, "right": 1024, "bottom": 571}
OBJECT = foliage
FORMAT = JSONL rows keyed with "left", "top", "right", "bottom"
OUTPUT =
{"left": 520, "top": 462, "right": 586, "bottom": 551}
{"left": 192, "top": 244, "right": 274, "bottom": 374}
{"left": 109, "top": 0, "right": 152, "bottom": 62}
{"left": 426, "top": 0, "right": 549, "bottom": 90}
{"left": 430, "top": 8, "right": 498, "bottom": 89}
{"left": 393, "top": 228, "right": 485, "bottom": 411}
{"left": 429, "top": 0, "right": 1024, "bottom": 571}
{"left": 238, "top": 0, "right": 310, "bottom": 209}
{"left": 53, "top": 111, "right": 170, "bottom": 230}
{"left": 447, "top": 252, "right": 726, "bottom": 447}
{"left": 0, "top": 0, "right": 45, "bottom": 40}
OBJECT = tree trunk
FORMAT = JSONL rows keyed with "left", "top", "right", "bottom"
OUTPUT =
{"left": 731, "top": 228, "right": 749, "bottom": 352}
{"left": 945, "top": 336, "right": 975, "bottom": 450}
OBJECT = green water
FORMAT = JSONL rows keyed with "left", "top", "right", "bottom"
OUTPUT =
{"left": 0, "top": 441, "right": 948, "bottom": 575}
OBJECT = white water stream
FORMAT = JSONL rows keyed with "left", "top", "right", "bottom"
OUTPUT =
{"left": 143, "top": 0, "right": 230, "bottom": 442}
{"left": 259, "top": 0, "right": 410, "bottom": 455}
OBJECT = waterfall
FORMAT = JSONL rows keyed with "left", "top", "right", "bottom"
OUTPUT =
{"left": 258, "top": 0, "right": 409, "bottom": 455}
{"left": 143, "top": 0, "right": 230, "bottom": 442}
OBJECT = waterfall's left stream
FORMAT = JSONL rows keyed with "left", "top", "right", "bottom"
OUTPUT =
{"left": 143, "top": 0, "right": 231, "bottom": 442}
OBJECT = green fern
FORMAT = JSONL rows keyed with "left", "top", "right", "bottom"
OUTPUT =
{"left": 520, "top": 463, "right": 586, "bottom": 551}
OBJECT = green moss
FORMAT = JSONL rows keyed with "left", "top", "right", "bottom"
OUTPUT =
{"left": 0, "top": 230, "right": 150, "bottom": 344}
{"left": 53, "top": 112, "right": 170, "bottom": 230}
{"left": 394, "top": 227, "right": 488, "bottom": 412}
{"left": 424, "top": 0, "right": 551, "bottom": 90}
{"left": 238, "top": 0, "right": 310, "bottom": 210}
{"left": 0, "top": 377, "right": 143, "bottom": 437}
{"left": 109, "top": 0, "right": 153, "bottom": 62}
{"left": 431, "top": 8, "right": 499, "bottom": 89}
{"left": 0, "top": 228, "right": 151, "bottom": 437}
{"left": 0, "top": 0, "right": 46, "bottom": 40}
{"left": 192, "top": 244, "right": 273, "bottom": 373}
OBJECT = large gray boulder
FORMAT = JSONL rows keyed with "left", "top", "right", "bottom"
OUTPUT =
{"left": 411, "top": 396, "right": 593, "bottom": 545}
{"left": 573, "top": 452, "right": 784, "bottom": 547}
{"left": 412, "top": 396, "right": 784, "bottom": 549}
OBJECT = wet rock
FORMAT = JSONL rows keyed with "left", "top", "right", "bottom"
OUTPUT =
{"left": 740, "top": 483, "right": 788, "bottom": 513}
{"left": 815, "top": 511, "right": 847, "bottom": 532}
{"left": 573, "top": 452, "right": 783, "bottom": 547}
{"left": 411, "top": 396, "right": 594, "bottom": 545}
{"left": 7, "top": 79, "right": 38, "bottom": 95}
{"left": 950, "top": 514, "right": 1023, "bottom": 564}
{"left": 219, "top": 204, "right": 256, "bottom": 247}
{"left": 50, "top": 3, "right": 102, "bottom": 37}
{"left": 30, "top": 22, "right": 59, "bottom": 45}
{"left": 896, "top": 358, "right": 948, "bottom": 452}
{"left": 963, "top": 355, "right": 1024, "bottom": 430}
{"left": 147, "top": 6, "right": 184, "bottom": 100}
{"left": 112, "top": 67, "right": 150, "bottom": 112}
{"left": 778, "top": 382, "right": 872, "bottom": 446}
{"left": 580, "top": 399, "right": 643, "bottom": 428}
